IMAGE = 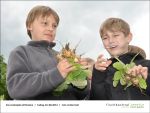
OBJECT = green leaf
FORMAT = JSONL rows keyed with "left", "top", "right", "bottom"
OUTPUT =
{"left": 120, "top": 77, "right": 126, "bottom": 85}
{"left": 113, "top": 62, "right": 125, "bottom": 70}
{"left": 139, "top": 78, "right": 147, "bottom": 89}
{"left": 76, "top": 70, "right": 88, "bottom": 80}
{"left": 124, "top": 63, "right": 135, "bottom": 72}
{"left": 53, "top": 81, "right": 69, "bottom": 96}
{"left": 113, "top": 71, "right": 122, "bottom": 81}
{"left": 53, "top": 56, "right": 89, "bottom": 96}
{"left": 53, "top": 82, "right": 68, "bottom": 92}
{"left": 112, "top": 53, "right": 148, "bottom": 94}
{"left": 66, "top": 68, "right": 88, "bottom": 81}
{"left": 71, "top": 80, "right": 87, "bottom": 89}
{"left": 67, "top": 69, "right": 82, "bottom": 80}
{"left": 113, "top": 80, "right": 119, "bottom": 87}
{"left": 127, "top": 62, "right": 135, "bottom": 68}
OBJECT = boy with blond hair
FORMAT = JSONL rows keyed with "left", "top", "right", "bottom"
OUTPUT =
{"left": 90, "top": 18, "right": 150, "bottom": 100}
{"left": 7, "top": 5, "right": 90, "bottom": 100}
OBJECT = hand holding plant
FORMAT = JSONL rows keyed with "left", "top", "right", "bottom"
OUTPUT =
{"left": 53, "top": 43, "right": 91, "bottom": 96}
{"left": 113, "top": 53, "right": 147, "bottom": 94}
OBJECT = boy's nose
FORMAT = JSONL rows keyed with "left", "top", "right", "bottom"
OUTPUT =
{"left": 108, "top": 37, "right": 113, "bottom": 43}
{"left": 47, "top": 26, "right": 54, "bottom": 31}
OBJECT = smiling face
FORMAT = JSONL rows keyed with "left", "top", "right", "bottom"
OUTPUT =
{"left": 100, "top": 18, "right": 133, "bottom": 57}
{"left": 27, "top": 15, "right": 58, "bottom": 42}
{"left": 102, "top": 30, "right": 132, "bottom": 57}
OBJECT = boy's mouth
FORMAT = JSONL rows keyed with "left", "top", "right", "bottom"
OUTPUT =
{"left": 44, "top": 34, "right": 53, "bottom": 37}
{"left": 106, "top": 45, "right": 118, "bottom": 49}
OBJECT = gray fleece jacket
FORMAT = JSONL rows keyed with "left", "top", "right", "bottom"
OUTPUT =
{"left": 7, "top": 40, "right": 89, "bottom": 100}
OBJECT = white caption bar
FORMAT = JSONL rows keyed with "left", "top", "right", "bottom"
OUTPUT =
{"left": 1, "top": 100, "right": 150, "bottom": 113}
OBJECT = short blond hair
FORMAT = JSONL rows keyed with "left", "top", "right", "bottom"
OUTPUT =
{"left": 100, "top": 18, "right": 130, "bottom": 38}
{"left": 26, "top": 5, "right": 60, "bottom": 39}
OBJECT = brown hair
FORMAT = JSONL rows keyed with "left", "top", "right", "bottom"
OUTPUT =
{"left": 100, "top": 18, "right": 130, "bottom": 38}
{"left": 26, "top": 5, "right": 60, "bottom": 39}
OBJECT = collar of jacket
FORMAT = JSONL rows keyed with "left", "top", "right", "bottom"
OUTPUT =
{"left": 110, "top": 52, "right": 144, "bottom": 64}
{"left": 27, "top": 40, "right": 56, "bottom": 48}
{"left": 128, "top": 45, "right": 146, "bottom": 59}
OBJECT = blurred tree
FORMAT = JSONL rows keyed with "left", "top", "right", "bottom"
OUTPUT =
{"left": 0, "top": 55, "right": 12, "bottom": 100}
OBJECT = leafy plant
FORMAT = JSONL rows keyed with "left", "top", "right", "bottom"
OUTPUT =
{"left": 112, "top": 53, "right": 147, "bottom": 93}
{"left": 0, "top": 55, "right": 11, "bottom": 100}
{"left": 53, "top": 43, "right": 91, "bottom": 96}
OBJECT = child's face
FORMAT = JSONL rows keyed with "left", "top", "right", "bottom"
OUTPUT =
{"left": 101, "top": 30, "right": 132, "bottom": 57}
{"left": 27, "top": 15, "right": 58, "bottom": 42}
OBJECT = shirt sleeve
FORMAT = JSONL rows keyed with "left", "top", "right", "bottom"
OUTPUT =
{"left": 90, "top": 67, "right": 108, "bottom": 100}
{"left": 7, "top": 47, "right": 64, "bottom": 99}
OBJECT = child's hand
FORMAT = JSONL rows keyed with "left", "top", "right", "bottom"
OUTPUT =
{"left": 127, "top": 65, "right": 148, "bottom": 80}
{"left": 57, "top": 59, "right": 74, "bottom": 78}
{"left": 95, "top": 54, "right": 112, "bottom": 71}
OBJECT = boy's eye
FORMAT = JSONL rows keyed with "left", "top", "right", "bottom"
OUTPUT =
{"left": 53, "top": 24, "right": 57, "bottom": 28}
{"left": 44, "top": 22, "right": 47, "bottom": 25}
{"left": 113, "top": 34, "right": 120, "bottom": 37}
{"left": 102, "top": 37, "right": 108, "bottom": 40}
{"left": 42, "top": 22, "right": 47, "bottom": 25}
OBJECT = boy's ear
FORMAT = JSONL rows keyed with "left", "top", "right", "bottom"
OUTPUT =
{"left": 27, "top": 24, "right": 32, "bottom": 31}
{"left": 127, "top": 33, "right": 132, "bottom": 43}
